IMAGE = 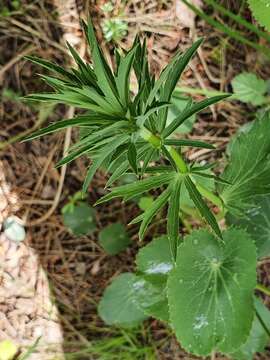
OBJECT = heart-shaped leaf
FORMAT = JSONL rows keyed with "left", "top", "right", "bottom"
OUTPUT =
{"left": 167, "top": 228, "right": 257, "bottom": 356}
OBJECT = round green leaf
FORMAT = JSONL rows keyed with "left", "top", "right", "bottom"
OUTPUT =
{"left": 232, "top": 73, "right": 267, "bottom": 106}
{"left": 226, "top": 195, "right": 270, "bottom": 258}
{"left": 3, "top": 217, "right": 26, "bottom": 243}
{"left": 98, "top": 273, "right": 147, "bottom": 327}
{"left": 62, "top": 202, "right": 96, "bottom": 235}
{"left": 230, "top": 297, "right": 270, "bottom": 360}
{"left": 167, "top": 228, "right": 257, "bottom": 356}
{"left": 136, "top": 236, "right": 173, "bottom": 277}
{"left": 98, "top": 222, "right": 131, "bottom": 255}
{"left": 131, "top": 276, "right": 169, "bottom": 322}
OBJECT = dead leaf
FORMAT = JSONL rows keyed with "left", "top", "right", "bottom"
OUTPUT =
{"left": 175, "top": 0, "right": 203, "bottom": 28}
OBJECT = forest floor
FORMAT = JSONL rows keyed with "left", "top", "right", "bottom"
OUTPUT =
{"left": 1, "top": 0, "right": 270, "bottom": 359}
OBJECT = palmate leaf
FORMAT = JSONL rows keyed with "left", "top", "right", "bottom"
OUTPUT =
{"left": 231, "top": 72, "right": 267, "bottom": 106}
{"left": 230, "top": 297, "right": 270, "bottom": 360}
{"left": 167, "top": 228, "right": 257, "bottom": 356}
{"left": 98, "top": 273, "right": 147, "bottom": 327}
{"left": 226, "top": 194, "right": 270, "bottom": 258}
{"left": 220, "top": 113, "right": 270, "bottom": 215}
{"left": 131, "top": 275, "right": 169, "bottom": 322}
{"left": 248, "top": 0, "right": 270, "bottom": 33}
{"left": 135, "top": 236, "right": 174, "bottom": 321}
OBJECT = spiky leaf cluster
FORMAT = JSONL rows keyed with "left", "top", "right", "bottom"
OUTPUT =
{"left": 24, "top": 20, "right": 230, "bottom": 255}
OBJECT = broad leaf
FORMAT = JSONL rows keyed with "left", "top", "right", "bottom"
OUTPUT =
{"left": 131, "top": 276, "right": 169, "bottom": 322}
{"left": 167, "top": 228, "right": 257, "bottom": 356}
{"left": 98, "top": 223, "right": 131, "bottom": 255}
{"left": 98, "top": 273, "right": 147, "bottom": 327}
{"left": 230, "top": 297, "right": 270, "bottom": 360}
{"left": 62, "top": 203, "right": 96, "bottom": 235}
{"left": 248, "top": 0, "right": 270, "bottom": 33}
{"left": 135, "top": 236, "right": 174, "bottom": 321}
{"left": 232, "top": 73, "right": 267, "bottom": 106}
{"left": 136, "top": 236, "right": 173, "bottom": 277}
{"left": 226, "top": 195, "right": 270, "bottom": 258}
{"left": 220, "top": 113, "right": 270, "bottom": 215}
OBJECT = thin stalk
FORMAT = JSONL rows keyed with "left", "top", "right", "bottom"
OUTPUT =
{"left": 139, "top": 126, "right": 224, "bottom": 211}
{"left": 168, "top": 147, "right": 188, "bottom": 173}
{"left": 256, "top": 284, "right": 270, "bottom": 297}
{"left": 182, "top": 0, "right": 270, "bottom": 59}
{"left": 204, "top": 0, "right": 270, "bottom": 43}
{"left": 174, "top": 86, "right": 231, "bottom": 98}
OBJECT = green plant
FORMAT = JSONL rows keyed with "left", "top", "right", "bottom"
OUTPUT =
{"left": 101, "top": 1, "right": 128, "bottom": 43}
{"left": 98, "top": 222, "right": 131, "bottom": 255}
{"left": 23, "top": 20, "right": 270, "bottom": 358}
{"left": 62, "top": 191, "right": 96, "bottom": 235}
{"left": 248, "top": 0, "right": 270, "bottom": 32}
{"left": 231, "top": 72, "right": 270, "bottom": 106}
{"left": 181, "top": 0, "right": 270, "bottom": 59}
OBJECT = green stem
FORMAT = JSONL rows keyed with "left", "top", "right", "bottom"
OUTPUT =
{"left": 139, "top": 126, "right": 224, "bottom": 211}
{"left": 168, "top": 147, "right": 188, "bottom": 173}
{"left": 256, "top": 284, "right": 270, "bottom": 297}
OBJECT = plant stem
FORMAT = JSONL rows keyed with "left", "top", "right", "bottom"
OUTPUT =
{"left": 139, "top": 126, "right": 224, "bottom": 211}
{"left": 168, "top": 147, "right": 188, "bottom": 173}
{"left": 256, "top": 284, "right": 270, "bottom": 297}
